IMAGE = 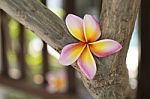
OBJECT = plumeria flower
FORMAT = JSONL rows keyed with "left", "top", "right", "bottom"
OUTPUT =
{"left": 59, "top": 14, "right": 122, "bottom": 80}
{"left": 46, "top": 71, "right": 67, "bottom": 93}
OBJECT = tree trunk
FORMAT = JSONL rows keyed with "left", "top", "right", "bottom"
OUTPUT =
{"left": 80, "top": 0, "right": 141, "bottom": 98}
{"left": 0, "top": 0, "right": 141, "bottom": 98}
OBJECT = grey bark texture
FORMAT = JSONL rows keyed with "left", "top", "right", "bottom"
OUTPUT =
{"left": 0, "top": 0, "right": 141, "bottom": 99}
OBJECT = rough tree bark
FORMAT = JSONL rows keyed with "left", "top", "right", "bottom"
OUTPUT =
{"left": 0, "top": 0, "right": 141, "bottom": 99}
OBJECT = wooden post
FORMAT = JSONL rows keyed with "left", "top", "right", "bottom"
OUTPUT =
{"left": 42, "top": 41, "right": 49, "bottom": 85}
{"left": 17, "top": 23, "right": 26, "bottom": 79}
{"left": 1, "top": 10, "right": 9, "bottom": 76}
{"left": 41, "top": 0, "right": 49, "bottom": 86}
{"left": 0, "top": 10, "right": 2, "bottom": 72}
{"left": 137, "top": 0, "right": 150, "bottom": 98}
{"left": 64, "top": 0, "right": 76, "bottom": 94}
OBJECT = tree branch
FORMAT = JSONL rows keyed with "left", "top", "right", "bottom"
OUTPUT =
{"left": 0, "top": 0, "right": 76, "bottom": 50}
{"left": 0, "top": 0, "right": 141, "bottom": 98}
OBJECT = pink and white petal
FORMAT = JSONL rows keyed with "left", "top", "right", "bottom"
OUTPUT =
{"left": 83, "top": 14, "right": 101, "bottom": 42}
{"left": 77, "top": 45, "right": 96, "bottom": 80}
{"left": 66, "top": 14, "right": 85, "bottom": 42}
{"left": 89, "top": 39, "right": 122, "bottom": 57}
{"left": 59, "top": 42, "right": 86, "bottom": 65}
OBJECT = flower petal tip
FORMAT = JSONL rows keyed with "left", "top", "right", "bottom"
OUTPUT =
{"left": 77, "top": 61, "right": 96, "bottom": 80}
{"left": 83, "top": 68, "right": 96, "bottom": 80}
{"left": 84, "top": 14, "right": 91, "bottom": 17}
{"left": 118, "top": 43, "right": 122, "bottom": 51}
{"left": 113, "top": 41, "right": 122, "bottom": 53}
{"left": 66, "top": 14, "right": 78, "bottom": 20}
{"left": 87, "top": 72, "right": 96, "bottom": 80}
{"left": 58, "top": 58, "right": 69, "bottom": 66}
{"left": 59, "top": 54, "right": 71, "bottom": 66}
